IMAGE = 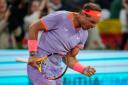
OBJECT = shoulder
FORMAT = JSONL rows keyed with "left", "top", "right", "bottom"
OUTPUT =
{"left": 53, "top": 11, "right": 69, "bottom": 15}
{"left": 84, "top": 30, "right": 88, "bottom": 36}
{"left": 42, "top": 11, "right": 69, "bottom": 19}
{"left": 79, "top": 29, "right": 88, "bottom": 42}
{"left": 80, "top": 29, "right": 88, "bottom": 37}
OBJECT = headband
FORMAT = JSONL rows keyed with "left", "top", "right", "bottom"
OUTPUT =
{"left": 82, "top": 10, "right": 101, "bottom": 19}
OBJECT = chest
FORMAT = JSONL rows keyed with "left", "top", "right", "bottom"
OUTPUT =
{"left": 54, "top": 21, "right": 82, "bottom": 47}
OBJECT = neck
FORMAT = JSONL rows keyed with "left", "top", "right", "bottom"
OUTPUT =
{"left": 72, "top": 13, "right": 81, "bottom": 30}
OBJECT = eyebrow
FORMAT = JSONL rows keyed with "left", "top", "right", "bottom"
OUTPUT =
{"left": 90, "top": 20, "right": 96, "bottom": 24}
{"left": 85, "top": 14, "right": 97, "bottom": 24}
{"left": 85, "top": 14, "right": 91, "bottom": 17}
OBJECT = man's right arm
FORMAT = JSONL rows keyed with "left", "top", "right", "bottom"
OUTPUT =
{"left": 28, "top": 20, "right": 48, "bottom": 69}
{"left": 28, "top": 20, "right": 47, "bottom": 56}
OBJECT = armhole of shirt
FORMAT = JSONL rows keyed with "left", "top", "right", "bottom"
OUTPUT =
{"left": 40, "top": 19, "right": 48, "bottom": 32}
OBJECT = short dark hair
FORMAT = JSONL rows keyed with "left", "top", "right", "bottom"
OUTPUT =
{"left": 82, "top": 3, "right": 101, "bottom": 12}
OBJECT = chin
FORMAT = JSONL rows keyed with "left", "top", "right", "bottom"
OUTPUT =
{"left": 82, "top": 26, "right": 90, "bottom": 30}
{"left": 82, "top": 28, "right": 87, "bottom": 30}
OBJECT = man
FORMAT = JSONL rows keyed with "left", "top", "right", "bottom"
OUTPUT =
{"left": 27, "top": 3, "right": 101, "bottom": 85}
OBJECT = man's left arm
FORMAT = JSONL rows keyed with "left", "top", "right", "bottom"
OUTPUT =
{"left": 64, "top": 46, "right": 96, "bottom": 77}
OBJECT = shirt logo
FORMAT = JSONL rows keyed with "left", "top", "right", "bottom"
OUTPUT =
{"left": 76, "top": 36, "right": 80, "bottom": 40}
{"left": 64, "top": 27, "right": 68, "bottom": 31}
{"left": 73, "top": 35, "right": 80, "bottom": 40}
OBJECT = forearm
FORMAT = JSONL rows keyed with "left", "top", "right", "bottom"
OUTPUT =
{"left": 28, "top": 20, "right": 47, "bottom": 56}
{"left": 65, "top": 52, "right": 96, "bottom": 77}
{"left": 28, "top": 24, "right": 39, "bottom": 40}
{"left": 39, "top": 0, "right": 48, "bottom": 10}
{"left": 28, "top": 23, "right": 40, "bottom": 56}
{"left": 64, "top": 52, "right": 78, "bottom": 68}
{"left": 28, "top": 28, "right": 38, "bottom": 56}
{"left": 64, "top": 52, "right": 85, "bottom": 74}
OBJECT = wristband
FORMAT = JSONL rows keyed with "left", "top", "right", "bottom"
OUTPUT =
{"left": 28, "top": 40, "right": 37, "bottom": 51}
{"left": 72, "top": 63, "right": 85, "bottom": 74}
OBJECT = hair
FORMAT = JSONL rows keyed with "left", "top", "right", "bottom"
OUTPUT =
{"left": 82, "top": 3, "right": 102, "bottom": 12}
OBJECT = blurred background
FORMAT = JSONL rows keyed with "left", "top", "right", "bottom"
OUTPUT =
{"left": 0, "top": 0, "right": 128, "bottom": 85}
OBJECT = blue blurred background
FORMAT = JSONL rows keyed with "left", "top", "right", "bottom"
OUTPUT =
{"left": 0, "top": 50, "right": 128, "bottom": 85}
{"left": 0, "top": 0, "right": 128, "bottom": 85}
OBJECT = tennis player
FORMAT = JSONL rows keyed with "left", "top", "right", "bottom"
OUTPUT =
{"left": 27, "top": 3, "right": 101, "bottom": 85}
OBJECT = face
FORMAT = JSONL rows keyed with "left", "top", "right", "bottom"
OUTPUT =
{"left": 51, "top": 0, "right": 61, "bottom": 5}
{"left": 0, "top": 0, "right": 7, "bottom": 13}
{"left": 31, "top": 1, "right": 39, "bottom": 13}
{"left": 78, "top": 13, "right": 100, "bottom": 30}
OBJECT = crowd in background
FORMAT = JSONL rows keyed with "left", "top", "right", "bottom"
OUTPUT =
{"left": 0, "top": 0, "right": 128, "bottom": 50}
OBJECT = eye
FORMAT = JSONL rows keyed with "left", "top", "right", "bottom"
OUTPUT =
{"left": 90, "top": 20, "right": 96, "bottom": 24}
{"left": 85, "top": 14, "right": 91, "bottom": 17}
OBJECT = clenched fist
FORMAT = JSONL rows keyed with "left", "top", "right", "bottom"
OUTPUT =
{"left": 83, "top": 66, "right": 96, "bottom": 77}
{"left": 28, "top": 56, "right": 48, "bottom": 72}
